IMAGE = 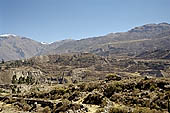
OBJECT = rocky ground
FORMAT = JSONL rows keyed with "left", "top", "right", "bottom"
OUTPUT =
{"left": 0, "top": 74, "right": 170, "bottom": 113}
{"left": 0, "top": 53, "right": 170, "bottom": 113}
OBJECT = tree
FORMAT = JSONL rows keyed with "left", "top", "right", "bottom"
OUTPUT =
{"left": 18, "top": 76, "right": 25, "bottom": 84}
{"left": 26, "top": 76, "right": 35, "bottom": 85}
{"left": 26, "top": 76, "right": 31, "bottom": 84}
{"left": 1, "top": 59, "right": 4, "bottom": 64}
{"left": 12, "top": 75, "right": 17, "bottom": 84}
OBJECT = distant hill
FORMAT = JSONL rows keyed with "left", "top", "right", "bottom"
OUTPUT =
{"left": 1, "top": 22, "right": 170, "bottom": 60}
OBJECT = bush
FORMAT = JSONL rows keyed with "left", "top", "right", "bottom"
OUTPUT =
{"left": 12, "top": 75, "right": 17, "bottom": 84}
{"left": 78, "top": 82, "right": 99, "bottom": 92}
{"left": 83, "top": 93, "right": 104, "bottom": 105}
{"left": 133, "top": 107, "right": 161, "bottom": 113}
{"left": 105, "top": 73, "right": 121, "bottom": 81}
{"left": 95, "top": 108, "right": 104, "bottom": 113}
{"left": 103, "top": 82, "right": 123, "bottom": 97}
{"left": 109, "top": 106, "right": 128, "bottom": 113}
{"left": 39, "top": 106, "right": 51, "bottom": 113}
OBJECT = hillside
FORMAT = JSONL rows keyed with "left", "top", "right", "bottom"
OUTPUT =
{"left": 1, "top": 52, "right": 170, "bottom": 84}
{"left": 137, "top": 49, "right": 170, "bottom": 59}
{"left": 0, "top": 53, "right": 170, "bottom": 112}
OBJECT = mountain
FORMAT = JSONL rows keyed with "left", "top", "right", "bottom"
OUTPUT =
{"left": 1, "top": 22, "right": 170, "bottom": 60}
{"left": 39, "top": 39, "right": 75, "bottom": 56}
{"left": 0, "top": 34, "right": 45, "bottom": 60}
{"left": 47, "top": 22, "right": 170, "bottom": 57}
{"left": 0, "top": 34, "right": 74, "bottom": 60}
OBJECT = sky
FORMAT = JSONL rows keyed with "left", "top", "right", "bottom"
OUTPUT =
{"left": 0, "top": 0, "right": 170, "bottom": 43}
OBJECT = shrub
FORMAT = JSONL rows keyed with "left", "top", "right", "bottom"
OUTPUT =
{"left": 39, "top": 106, "right": 51, "bottom": 113}
{"left": 103, "top": 82, "right": 123, "bottom": 97}
{"left": 83, "top": 93, "right": 103, "bottom": 105}
{"left": 109, "top": 106, "right": 128, "bottom": 113}
{"left": 78, "top": 82, "right": 99, "bottom": 92}
{"left": 133, "top": 107, "right": 161, "bottom": 113}
{"left": 105, "top": 73, "right": 121, "bottom": 81}
{"left": 95, "top": 108, "right": 104, "bottom": 113}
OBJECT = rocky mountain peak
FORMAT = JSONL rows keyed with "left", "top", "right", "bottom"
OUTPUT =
{"left": 128, "top": 23, "right": 170, "bottom": 33}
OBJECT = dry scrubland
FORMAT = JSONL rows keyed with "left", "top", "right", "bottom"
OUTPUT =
{"left": 0, "top": 53, "right": 170, "bottom": 113}
{"left": 0, "top": 75, "right": 170, "bottom": 113}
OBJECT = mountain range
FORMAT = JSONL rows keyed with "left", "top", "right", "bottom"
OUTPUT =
{"left": 1, "top": 22, "right": 170, "bottom": 61}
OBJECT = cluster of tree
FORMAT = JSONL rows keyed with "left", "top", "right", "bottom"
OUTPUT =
{"left": 9, "top": 60, "right": 34, "bottom": 68}
{"left": 12, "top": 75, "right": 35, "bottom": 85}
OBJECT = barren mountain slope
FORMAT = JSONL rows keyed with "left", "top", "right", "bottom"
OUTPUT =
{"left": 1, "top": 23, "right": 170, "bottom": 60}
